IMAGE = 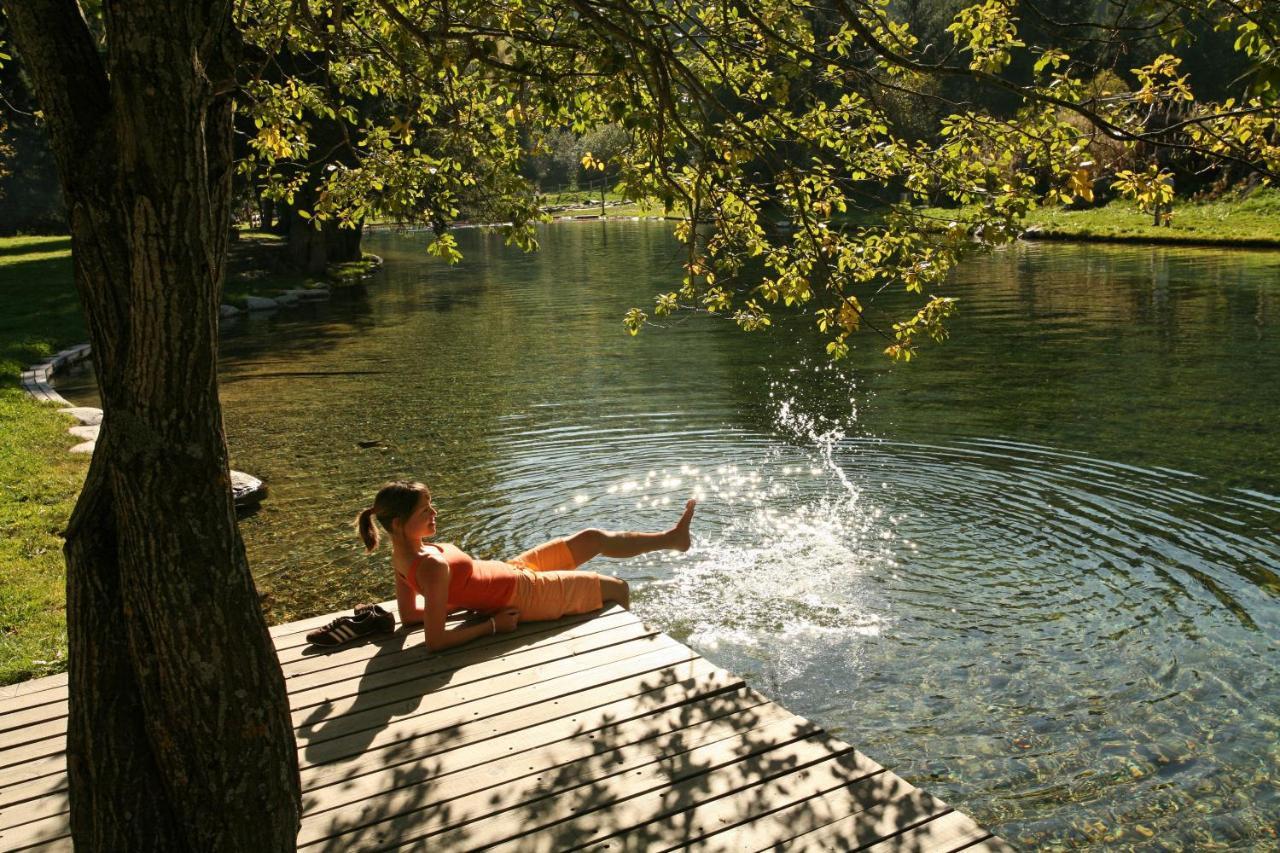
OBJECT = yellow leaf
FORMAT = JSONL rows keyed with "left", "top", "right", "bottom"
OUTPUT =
{"left": 838, "top": 298, "right": 861, "bottom": 332}
{"left": 1070, "top": 168, "right": 1094, "bottom": 202}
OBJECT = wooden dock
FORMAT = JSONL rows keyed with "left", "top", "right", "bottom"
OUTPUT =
{"left": 1, "top": 604, "right": 1008, "bottom": 851}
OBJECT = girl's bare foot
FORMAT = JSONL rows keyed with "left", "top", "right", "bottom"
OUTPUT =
{"left": 670, "top": 499, "right": 696, "bottom": 552}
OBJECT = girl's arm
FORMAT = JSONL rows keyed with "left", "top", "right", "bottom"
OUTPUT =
{"left": 395, "top": 572, "right": 424, "bottom": 625}
{"left": 417, "top": 555, "right": 504, "bottom": 652}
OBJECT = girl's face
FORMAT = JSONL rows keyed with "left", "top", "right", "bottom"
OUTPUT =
{"left": 401, "top": 492, "right": 437, "bottom": 540}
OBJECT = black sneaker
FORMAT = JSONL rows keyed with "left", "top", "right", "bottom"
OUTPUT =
{"left": 353, "top": 602, "right": 395, "bottom": 632}
{"left": 306, "top": 606, "right": 394, "bottom": 646}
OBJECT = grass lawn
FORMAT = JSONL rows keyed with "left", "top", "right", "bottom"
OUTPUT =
{"left": 549, "top": 199, "right": 678, "bottom": 219}
{"left": 0, "top": 235, "right": 87, "bottom": 685}
{"left": 917, "top": 188, "right": 1280, "bottom": 247}
{"left": 539, "top": 189, "right": 683, "bottom": 219}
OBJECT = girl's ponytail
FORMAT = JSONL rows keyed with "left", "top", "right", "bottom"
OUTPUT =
{"left": 357, "top": 481, "right": 430, "bottom": 554}
{"left": 356, "top": 507, "right": 380, "bottom": 553}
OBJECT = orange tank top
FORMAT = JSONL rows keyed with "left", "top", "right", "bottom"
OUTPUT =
{"left": 405, "top": 542, "right": 518, "bottom": 611}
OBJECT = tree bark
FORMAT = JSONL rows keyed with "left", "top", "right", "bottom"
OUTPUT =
{"left": 286, "top": 208, "right": 365, "bottom": 273}
{"left": 2, "top": 1, "right": 302, "bottom": 849}
{"left": 284, "top": 183, "right": 365, "bottom": 274}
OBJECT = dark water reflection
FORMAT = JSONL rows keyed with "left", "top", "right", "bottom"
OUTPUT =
{"left": 55, "top": 223, "right": 1280, "bottom": 848}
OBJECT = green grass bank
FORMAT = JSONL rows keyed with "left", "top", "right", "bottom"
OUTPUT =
{"left": 0, "top": 235, "right": 86, "bottom": 685}
{"left": 918, "top": 188, "right": 1280, "bottom": 248}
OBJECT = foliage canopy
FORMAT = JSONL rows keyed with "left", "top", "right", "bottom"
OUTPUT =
{"left": 9, "top": 1, "right": 1280, "bottom": 358}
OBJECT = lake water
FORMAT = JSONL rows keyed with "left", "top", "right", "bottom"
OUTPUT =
{"left": 58, "top": 222, "right": 1280, "bottom": 848}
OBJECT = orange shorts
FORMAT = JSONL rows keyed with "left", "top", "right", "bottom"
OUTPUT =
{"left": 503, "top": 537, "right": 604, "bottom": 621}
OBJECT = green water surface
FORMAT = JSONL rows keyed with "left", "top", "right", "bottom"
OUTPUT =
{"left": 59, "top": 223, "right": 1280, "bottom": 849}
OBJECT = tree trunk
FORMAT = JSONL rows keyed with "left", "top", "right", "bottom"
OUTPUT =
{"left": 3, "top": 1, "right": 302, "bottom": 849}
{"left": 284, "top": 189, "right": 365, "bottom": 274}
{"left": 278, "top": 100, "right": 365, "bottom": 274}
{"left": 258, "top": 194, "right": 274, "bottom": 231}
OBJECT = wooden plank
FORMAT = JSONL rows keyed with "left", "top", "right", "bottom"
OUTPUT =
{"left": 0, "top": 602, "right": 389, "bottom": 716}
{"left": 0, "top": 805, "right": 70, "bottom": 850}
{"left": 0, "top": 637, "right": 732, "bottom": 819}
{"left": 278, "top": 608, "right": 634, "bottom": 680}
{"left": 414, "top": 719, "right": 858, "bottom": 852}
{"left": 0, "top": 774, "right": 66, "bottom": 828}
{"left": 0, "top": 601, "right": 1005, "bottom": 852}
{"left": 0, "top": 752, "right": 63, "bottom": 791}
{"left": 0, "top": 737, "right": 65, "bottom": 774}
{"left": 0, "top": 625, "right": 664, "bottom": 770}
{"left": 2, "top": 829, "right": 70, "bottom": 853}
{"left": 664, "top": 760, "right": 946, "bottom": 852}
{"left": 767, "top": 787, "right": 993, "bottom": 853}
{"left": 297, "top": 690, "right": 787, "bottom": 848}
{"left": 0, "top": 654, "right": 738, "bottom": 820}
{"left": 300, "top": 641, "right": 702, "bottom": 771}
{"left": 0, "top": 722, "right": 63, "bottom": 755}
{"left": 0, "top": 702, "right": 66, "bottom": 737}
{"left": 0, "top": 798, "right": 71, "bottom": 852}
{"left": 528, "top": 751, "right": 902, "bottom": 853}
{"left": 0, "top": 609, "right": 637, "bottom": 738}
{"left": 0, "top": 766, "right": 65, "bottom": 809}
{"left": 286, "top": 615, "right": 652, "bottom": 716}
{"left": 0, "top": 676, "right": 68, "bottom": 715}
{"left": 860, "top": 811, "right": 992, "bottom": 853}
{"left": 294, "top": 629, "right": 674, "bottom": 747}
{"left": 299, "top": 654, "right": 732, "bottom": 791}
{"left": 0, "top": 598, "right": 463, "bottom": 712}
{"left": 2, "top": 657, "right": 739, "bottom": 850}
{"left": 272, "top": 607, "right": 633, "bottom": 683}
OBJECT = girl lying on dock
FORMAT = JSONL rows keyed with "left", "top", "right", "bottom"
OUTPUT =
{"left": 347, "top": 480, "right": 695, "bottom": 651}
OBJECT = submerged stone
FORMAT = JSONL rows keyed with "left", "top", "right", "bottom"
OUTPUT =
{"left": 244, "top": 295, "right": 278, "bottom": 311}
{"left": 231, "top": 470, "right": 267, "bottom": 508}
{"left": 59, "top": 406, "right": 103, "bottom": 426}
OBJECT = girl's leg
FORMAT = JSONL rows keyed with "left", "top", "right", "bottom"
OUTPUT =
{"left": 599, "top": 575, "right": 630, "bottom": 609}
{"left": 566, "top": 499, "right": 696, "bottom": 566}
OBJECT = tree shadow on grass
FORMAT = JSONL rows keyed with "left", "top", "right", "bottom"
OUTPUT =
{"left": 0, "top": 249, "right": 83, "bottom": 380}
{"left": 0, "top": 236, "right": 71, "bottom": 258}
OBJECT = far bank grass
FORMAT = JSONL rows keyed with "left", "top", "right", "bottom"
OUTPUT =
{"left": 918, "top": 188, "right": 1280, "bottom": 247}
{"left": 0, "top": 235, "right": 86, "bottom": 685}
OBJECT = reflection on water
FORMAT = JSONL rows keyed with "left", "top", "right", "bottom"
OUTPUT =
{"left": 55, "top": 224, "right": 1280, "bottom": 848}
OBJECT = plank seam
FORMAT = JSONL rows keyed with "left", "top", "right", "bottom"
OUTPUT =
{"left": 297, "top": 693, "right": 776, "bottom": 847}
{"left": 287, "top": 626, "right": 659, "bottom": 717}
{"left": 653, "top": 765, "right": 895, "bottom": 853}
{"left": 437, "top": 729, "right": 840, "bottom": 852}
{"left": 302, "top": 674, "right": 749, "bottom": 803}
{"left": 296, "top": 640, "right": 687, "bottom": 758}
{"left": 557, "top": 741, "right": 861, "bottom": 853}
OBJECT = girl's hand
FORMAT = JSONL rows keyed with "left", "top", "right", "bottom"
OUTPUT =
{"left": 492, "top": 607, "right": 521, "bottom": 633}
